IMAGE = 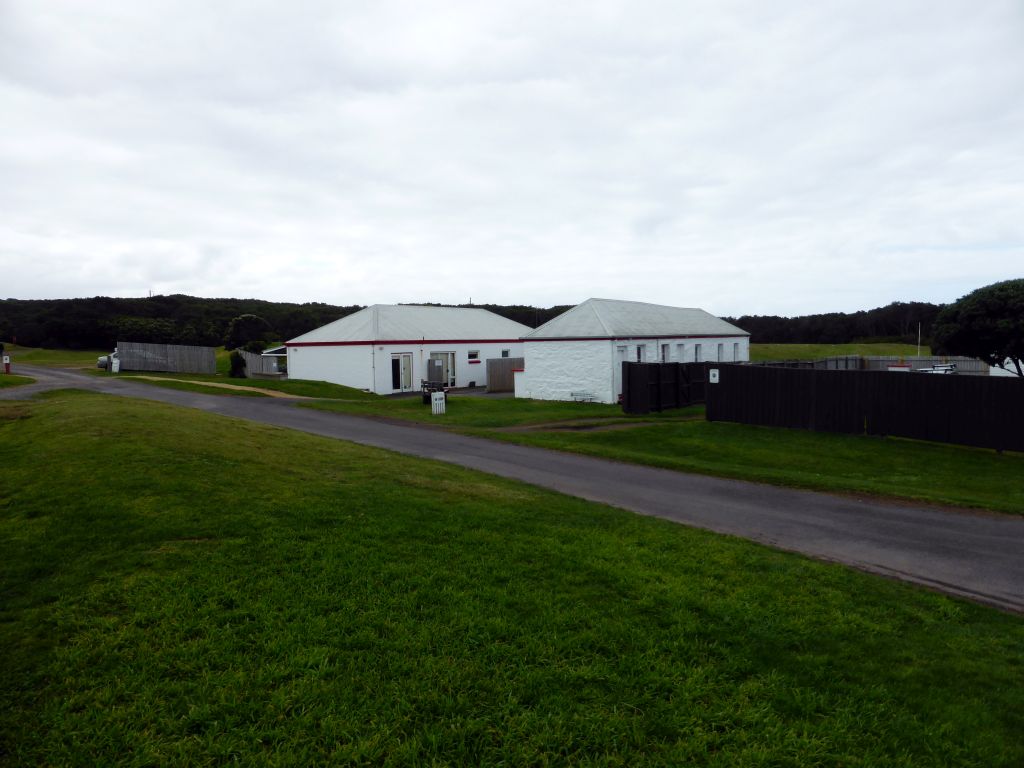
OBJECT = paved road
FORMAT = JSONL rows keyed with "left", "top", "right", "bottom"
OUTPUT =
{"left": 7, "top": 365, "right": 1024, "bottom": 612}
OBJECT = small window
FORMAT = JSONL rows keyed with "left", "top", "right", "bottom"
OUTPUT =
{"left": 676, "top": 343, "right": 686, "bottom": 362}
{"left": 468, "top": 350, "right": 479, "bottom": 360}
{"left": 501, "top": 349, "right": 510, "bottom": 358}
{"left": 635, "top": 345, "right": 645, "bottom": 363}
{"left": 661, "top": 344, "right": 669, "bottom": 363}
{"left": 733, "top": 342, "right": 739, "bottom": 361}
{"left": 694, "top": 343, "right": 702, "bottom": 363}
{"left": 717, "top": 343, "right": 724, "bottom": 361}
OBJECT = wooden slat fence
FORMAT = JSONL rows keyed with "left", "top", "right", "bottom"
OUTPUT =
{"left": 621, "top": 362, "right": 708, "bottom": 414}
{"left": 117, "top": 341, "right": 216, "bottom": 374}
{"left": 486, "top": 357, "right": 524, "bottom": 392}
{"left": 236, "top": 349, "right": 280, "bottom": 377}
{"left": 747, "top": 355, "right": 988, "bottom": 374}
{"left": 705, "top": 364, "right": 1024, "bottom": 453}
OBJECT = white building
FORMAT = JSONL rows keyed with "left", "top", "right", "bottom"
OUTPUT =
{"left": 286, "top": 305, "right": 530, "bottom": 394}
{"left": 990, "top": 357, "right": 1023, "bottom": 377}
{"left": 516, "top": 298, "right": 750, "bottom": 404}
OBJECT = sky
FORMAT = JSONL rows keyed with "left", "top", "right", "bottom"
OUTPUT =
{"left": 1, "top": 1, "right": 1022, "bottom": 317}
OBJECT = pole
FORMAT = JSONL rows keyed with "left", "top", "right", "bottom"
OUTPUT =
{"left": 917, "top": 322, "right": 921, "bottom": 357}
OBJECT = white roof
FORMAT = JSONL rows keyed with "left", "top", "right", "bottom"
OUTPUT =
{"left": 524, "top": 298, "right": 749, "bottom": 339}
{"left": 287, "top": 305, "right": 531, "bottom": 344}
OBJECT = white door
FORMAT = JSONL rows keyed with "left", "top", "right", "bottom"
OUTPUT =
{"left": 391, "top": 353, "right": 414, "bottom": 392}
{"left": 614, "top": 345, "right": 627, "bottom": 399}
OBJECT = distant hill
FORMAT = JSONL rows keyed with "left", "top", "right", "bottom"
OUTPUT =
{"left": 0, "top": 295, "right": 574, "bottom": 349}
{"left": 725, "top": 302, "right": 942, "bottom": 345}
{"left": 0, "top": 295, "right": 943, "bottom": 349}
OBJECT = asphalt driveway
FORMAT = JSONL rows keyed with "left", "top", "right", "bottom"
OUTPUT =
{"left": 7, "top": 364, "right": 1024, "bottom": 612}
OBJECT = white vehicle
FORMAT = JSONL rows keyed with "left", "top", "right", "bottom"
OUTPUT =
{"left": 96, "top": 349, "right": 119, "bottom": 370}
{"left": 914, "top": 363, "right": 957, "bottom": 374}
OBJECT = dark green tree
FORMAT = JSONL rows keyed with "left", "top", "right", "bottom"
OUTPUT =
{"left": 223, "top": 314, "right": 273, "bottom": 351}
{"left": 228, "top": 350, "right": 247, "bottom": 378}
{"left": 933, "top": 279, "right": 1024, "bottom": 376}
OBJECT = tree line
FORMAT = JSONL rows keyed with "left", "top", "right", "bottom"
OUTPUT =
{"left": 0, "top": 295, "right": 359, "bottom": 350}
{"left": 724, "top": 301, "right": 942, "bottom": 345}
{"left": 0, "top": 295, "right": 577, "bottom": 350}
{"left": 0, "top": 292, "right": 1011, "bottom": 359}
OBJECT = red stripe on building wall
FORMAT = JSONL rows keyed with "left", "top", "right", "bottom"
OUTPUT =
{"left": 522, "top": 334, "right": 749, "bottom": 342}
{"left": 286, "top": 339, "right": 525, "bottom": 348}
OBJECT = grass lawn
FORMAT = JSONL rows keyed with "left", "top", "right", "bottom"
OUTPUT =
{"left": 0, "top": 343, "right": 104, "bottom": 368}
{"left": 485, "top": 421, "right": 1024, "bottom": 515}
{"left": 750, "top": 343, "right": 928, "bottom": 361}
{"left": 307, "top": 393, "right": 693, "bottom": 429}
{"left": 109, "top": 370, "right": 380, "bottom": 400}
{"left": 305, "top": 397, "right": 1024, "bottom": 514}
{"left": 1, "top": 392, "right": 1022, "bottom": 765}
{"left": 0, "top": 374, "right": 35, "bottom": 389}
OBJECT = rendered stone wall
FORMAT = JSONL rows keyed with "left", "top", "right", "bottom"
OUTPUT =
{"left": 521, "top": 340, "right": 615, "bottom": 403}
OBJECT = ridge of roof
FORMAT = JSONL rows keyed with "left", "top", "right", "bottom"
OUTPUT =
{"left": 524, "top": 298, "right": 749, "bottom": 339}
{"left": 287, "top": 303, "right": 531, "bottom": 344}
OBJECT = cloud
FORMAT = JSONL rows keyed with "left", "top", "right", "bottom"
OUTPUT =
{"left": 1, "top": 0, "right": 1022, "bottom": 315}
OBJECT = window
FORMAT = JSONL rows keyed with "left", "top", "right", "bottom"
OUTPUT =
{"left": 717, "top": 343, "right": 724, "bottom": 361}
{"left": 501, "top": 349, "right": 510, "bottom": 358}
{"left": 468, "top": 350, "right": 479, "bottom": 360}
{"left": 635, "top": 345, "right": 646, "bottom": 363}
{"left": 733, "top": 342, "right": 739, "bottom": 361}
{"left": 661, "top": 344, "right": 669, "bottom": 362}
{"left": 676, "top": 343, "right": 686, "bottom": 362}
{"left": 694, "top": 343, "right": 702, "bottom": 362}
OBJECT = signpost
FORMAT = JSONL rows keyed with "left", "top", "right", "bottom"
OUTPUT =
{"left": 2, "top": 355, "right": 10, "bottom": 375}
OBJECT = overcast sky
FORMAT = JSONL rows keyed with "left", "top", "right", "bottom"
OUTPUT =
{"left": 1, "top": 1, "right": 1021, "bottom": 316}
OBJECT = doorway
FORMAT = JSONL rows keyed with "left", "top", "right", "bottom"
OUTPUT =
{"left": 429, "top": 351, "right": 456, "bottom": 387}
{"left": 391, "top": 353, "right": 413, "bottom": 392}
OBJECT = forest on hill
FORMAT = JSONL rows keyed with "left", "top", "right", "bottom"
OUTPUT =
{"left": 0, "top": 295, "right": 941, "bottom": 349}
{"left": 724, "top": 301, "right": 942, "bottom": 345}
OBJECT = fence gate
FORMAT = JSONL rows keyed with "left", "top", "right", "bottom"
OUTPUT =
{"left": 622, "top": 362, "right": 707, "bottom": 415}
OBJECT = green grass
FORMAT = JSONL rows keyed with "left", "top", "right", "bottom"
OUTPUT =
{"left": 1, "top": 392, "right": 1022, "bottom": 765}
{"left": 0, "top": 343, "right": 104, "bottom": 367}
{"left": 116, "top": 376, "right": 272, "bottom": 397}
{"left": 306, "top": 394, "right": 691, "bottom": 428}
{"left": 0, "top": 375, "right": 34, "bottom": 389}
{"left": 305, "top": 396, "right": 1023, "bottom": 514}
{"left": 750, "top": 343, "right": 928, "bottom": 361}
{"left": 484, "top": 421, "right": 1024, "bottom": 514}
{"left": 113, "top": 371, "right": 380, "bottom": 400}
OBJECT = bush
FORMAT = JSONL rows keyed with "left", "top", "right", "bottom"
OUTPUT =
{"left": 229, "top": 350, "right": 247, "bottom": 378}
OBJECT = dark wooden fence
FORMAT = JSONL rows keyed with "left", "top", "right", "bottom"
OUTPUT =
{"left": 621, "top": 362, "right": 708, "bottom": 414}
{"left": 705, "top": 365, "right": 1024, "bottom": 453}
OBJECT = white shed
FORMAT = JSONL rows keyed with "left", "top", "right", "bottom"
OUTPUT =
{"left": 286, "top": 305, "right": 530, "bottom": 394}
{"left": 517, "top": 298, "right": 750, "bottom": 404}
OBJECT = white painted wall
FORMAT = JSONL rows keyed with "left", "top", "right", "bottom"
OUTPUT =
{"left": 287, "top": 344, "right": 373, "bottom": 390}
{"left": 288, "top": 341, "right": 523, "bottom": 394}
{"left": 521, "top": 340, "right": 615, "bottom": 403}
{"left": 520, "top": 335, "right": 750, "bottom": 403}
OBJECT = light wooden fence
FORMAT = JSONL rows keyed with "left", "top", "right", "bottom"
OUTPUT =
{"left": 486, "top": 357, "right": 524, "bottom": 392}
{"left": 117, "top": 341, "right": 216, "bottom": 374}
{"left": 748, "top": 355, "right": 990, "bottom": 375}
{"left": 236, "top": 349, "right": 281, "bottom": 378}
{"left": 860, "top": 355, "right": 989, "bottom": 375}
